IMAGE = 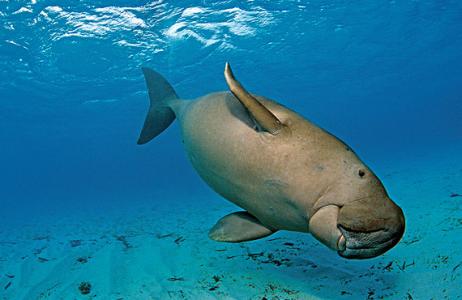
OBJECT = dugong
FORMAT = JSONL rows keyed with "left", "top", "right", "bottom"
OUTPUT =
{"left": 137, "top": 63, "right": 405, "bottom": 259}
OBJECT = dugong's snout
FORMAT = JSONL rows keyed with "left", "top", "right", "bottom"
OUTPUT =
{"left": 336, "top": 197, "right": 405, "bottom": 259}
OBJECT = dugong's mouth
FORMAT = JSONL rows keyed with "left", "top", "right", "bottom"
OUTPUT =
{"left": 334, "top": 194, "right": 406, "bottom": 259}
{"left": 336, "top": 225, "right": 402, "bottom": 259}
{"left": 308, "top": 201, "right": 405, "bottom": 259}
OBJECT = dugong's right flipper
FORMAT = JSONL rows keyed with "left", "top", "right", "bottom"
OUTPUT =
{"left": 209, "top": 211, "right": 276, "bottom": 242}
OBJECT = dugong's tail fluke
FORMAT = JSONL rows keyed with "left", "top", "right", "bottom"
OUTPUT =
{"left": 137, "top": 67, "right": 178, "bottom": 145}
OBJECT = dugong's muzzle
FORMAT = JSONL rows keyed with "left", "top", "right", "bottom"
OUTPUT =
{"left": 309, "top": 197, "right": 405, "bottom": 259}
{"left": 336, "top": 197, "right": 405, "bottom": 259}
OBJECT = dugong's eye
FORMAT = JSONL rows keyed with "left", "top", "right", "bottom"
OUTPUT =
{"left": 358, "top": 169, "right": 366, "bottom": 178}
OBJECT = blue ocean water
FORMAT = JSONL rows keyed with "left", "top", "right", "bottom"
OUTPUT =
{"left": 1, "top": 1, "right": 461, "bottom": 299}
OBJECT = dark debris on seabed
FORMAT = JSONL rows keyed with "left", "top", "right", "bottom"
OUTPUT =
{"left": 206, "top": 239, "right": 315, "bottom": 299}
{"left": 78, "top": 281, "right": 92, "bottom": 295}
{"left": 155, "top": 231, "right": 186, "bottom": 245}
{"left": 76, "top": 256, "right": 88, "bottom": 264}
{"left": 167, "top": 276, "right": 185, "bottom": 282}
{"left": 214, "top": 238, "right": 317, "bottom": 269}
{"left": 70, "top": 239, "right": 82, "bottom": 247}
{"left": 208, "top": 236, "right": 435, "bottom": 299}
{"left": 114, "top": 235, "right": 133, "bottom": 250}
{"left": 199, "top": 215, "right": 460, "bottom": 300}
{"left": 449, "top": 192, "right": 462, "bottom": 198}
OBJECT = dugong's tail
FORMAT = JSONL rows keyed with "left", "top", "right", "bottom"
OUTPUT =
{"left": 137, "top": 67, "right": 178, "bottom": 145}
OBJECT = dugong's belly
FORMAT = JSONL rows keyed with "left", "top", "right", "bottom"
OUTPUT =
{"left": 177, "top": 92, "right": 310, "bottom": 232}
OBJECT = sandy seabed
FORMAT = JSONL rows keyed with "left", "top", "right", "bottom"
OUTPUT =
{"left": 0, "top": 149, "right": 461, "bottom": 300}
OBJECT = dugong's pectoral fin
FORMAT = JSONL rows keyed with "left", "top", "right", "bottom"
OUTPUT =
{"left": 209, "top": 211, "right": 276, "bottom": 242}
{"left": 309, "top": 205, "right": 345, "bottom": 251}
{"left": 224, "top": 62, "right": 283, "bottom": 135}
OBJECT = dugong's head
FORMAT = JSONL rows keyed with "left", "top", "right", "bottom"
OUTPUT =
{"left": 308, "top": 161, "right": 405, "bottom": 259}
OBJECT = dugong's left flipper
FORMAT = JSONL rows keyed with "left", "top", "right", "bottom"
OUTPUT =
{"left": 209, "top": 211, "right": 276, "bottom": 242}
{"left": 224, "top": 62, "right": 284, "bottom": 134}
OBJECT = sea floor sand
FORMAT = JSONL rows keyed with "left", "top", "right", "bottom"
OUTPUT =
{"left": 1, "top": 149, "right": 461, "bottom": 299}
